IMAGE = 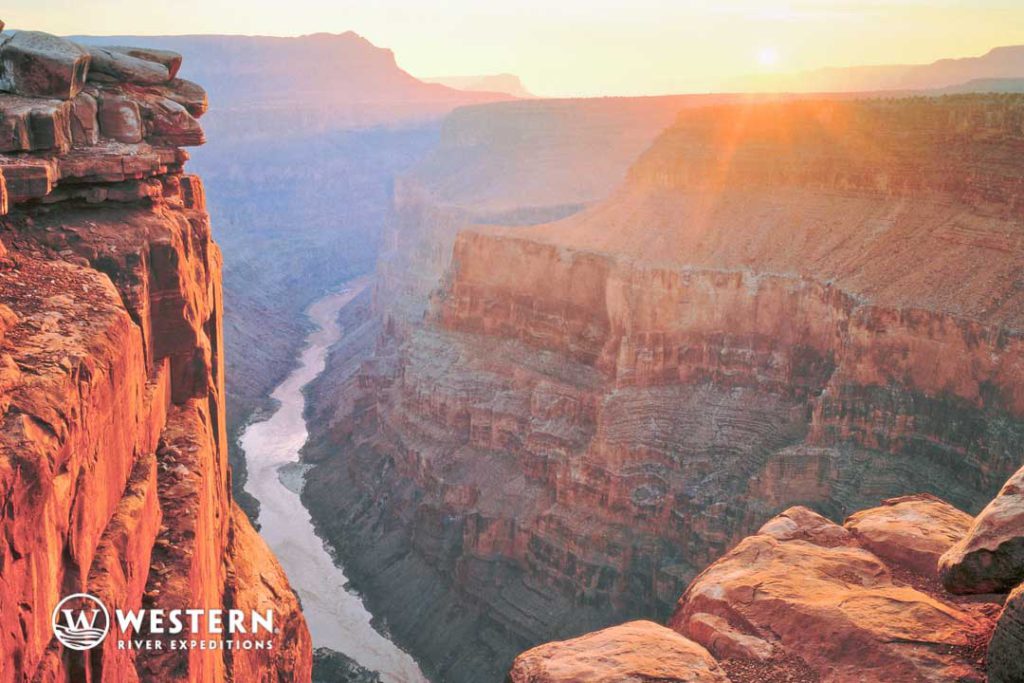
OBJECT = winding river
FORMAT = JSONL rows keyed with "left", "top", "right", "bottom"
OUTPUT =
{"left": 240, "top": 278, "right": 427, "bottom": 683}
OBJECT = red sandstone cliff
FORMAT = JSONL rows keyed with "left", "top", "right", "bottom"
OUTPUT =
{"left": 0, "top": 29, "right": 311, "bottom": 681}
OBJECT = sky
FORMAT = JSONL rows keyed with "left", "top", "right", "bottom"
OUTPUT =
{"left": 6, "top": 1, "right": 1024, "bottom": 97}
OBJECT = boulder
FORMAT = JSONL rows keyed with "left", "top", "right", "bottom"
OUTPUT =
{"left": 939, "top": 463, "right": 1024, "bottom": 594}
{"left": 988, "top": 582, "right": 1024, "bottom": 683}
{"left": 507, "top": 621, "right": 730, "bottom": 683}
{"left": 97, "top": 93, "right": 142, "bottom": 143}
{"left": 86, "top": 46, "right": 170, "bottom": 85}
{"left": 137, "top": 94, "right": 205, "bottom": 146}
{"left": 151, "top": 78, "right": 208, "bottom": 118}
{"left": 671, "top": 509, "right": 989, "bottom": 682}
{"left": 103, "top": 46, "right": 182, "bottom": 79}
{"left": 845, "top": 494, "right": 973, "bottom": 578}
{"left": 0, "top": 31, "right": 90, "bottom": 99}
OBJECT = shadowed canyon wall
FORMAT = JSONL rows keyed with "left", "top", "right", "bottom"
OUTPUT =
{"left": 302, "top": 94, "right": 1024, "bottom": 682}
{"left": 0, "top": 31, "right": 311, "bottom": 681}
{"left": 69, "top": 31, "right": 514, "bottom": 521}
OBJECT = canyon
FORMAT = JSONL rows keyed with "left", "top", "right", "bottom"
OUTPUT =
{"left": 301, "top": 93, "right": 1024, "bottom": 681}
{"left": 0, "top": 29, "right": 311, "bottom": 680}
{"left": 69, "top": 30, "right": 515, "bottom": 520}
{"left": 5, "top": 18, "right": 1024, "bottom": 683}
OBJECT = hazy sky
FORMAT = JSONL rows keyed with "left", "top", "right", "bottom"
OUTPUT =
{"left": 7, "top": 1, "right": 1024, "bottom": 96}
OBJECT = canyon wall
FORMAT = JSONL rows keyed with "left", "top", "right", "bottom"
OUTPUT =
{"left": 70, "top": 31, "right": 505, "bottom": 521}
{"left": 374, "top": 95, "right": 743, "bottom": 329}
{"left": 0, "top": 30, "right": 311, "bottom": 681}
{"left": 304, "top": 94, "right": 746, "bottom": 681}
{"left": 303, "top": 94, "right": 1024, "bottom": 682}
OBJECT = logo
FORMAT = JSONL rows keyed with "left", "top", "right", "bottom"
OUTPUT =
{"left": 50, "top": 592, "right": 275, "bottom": 653}
{"left": 51, "top": 593, "right": 110, "bottom": 651}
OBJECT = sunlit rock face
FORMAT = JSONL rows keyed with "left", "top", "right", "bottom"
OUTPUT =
{"left": 303, "top": 93, "right": 1024, "bottom": 682}
{"left": 940, "top": 462, "right": 1024, "bottom": 594}
{"left": 670, "top": 505, "right": 996, "bottom": 683}
{"left": 0, "top": 29, "right": 311, "bottom": 682}
{"left": 533, "top": 464, "right": 1024, "bottom": 682}
{"left": 303, "top": 93, "right": 736, "bottom": 682}
{"left": 507, "top": 620, "right": 729, "bottom": 683}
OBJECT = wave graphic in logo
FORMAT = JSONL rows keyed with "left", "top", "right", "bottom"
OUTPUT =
{"left": 51, "top": 593, "right": 110, "bottom": 651}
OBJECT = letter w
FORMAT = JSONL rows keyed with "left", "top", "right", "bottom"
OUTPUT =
{"left": 62, "top": 610, "right": 99, "bottom": 630}
{"left": 116, "top": 611, "right": 145, "bottom": 633}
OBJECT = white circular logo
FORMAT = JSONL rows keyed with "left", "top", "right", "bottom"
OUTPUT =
{"left": 51, "top": 593, "right": 110, "bottom": 651}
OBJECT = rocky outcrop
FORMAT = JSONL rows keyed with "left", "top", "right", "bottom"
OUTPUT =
{"left": 0, "top": 29, "right": 311, "bottom": 682}
{"left": 940, "top": 462, "right": 1024, "bottom": 594}
{"left": 989, "top": 582, "right": 1024, "bottom": 683}
{"left": 670, "top": 507, "right": 993, "bottom": 682}
{"left": 514, "top": 465, "right": 1024, "bottom": 682}
{"left": 845, "top": 494, "right": 973, "bottom": 578}
{"left": 0, "top": 31, "right": 90, "bottom": 99}
{"left": 507, "top": 620, "right": 729, "bottom": 683}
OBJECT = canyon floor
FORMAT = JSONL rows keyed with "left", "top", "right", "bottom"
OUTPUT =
{"left": 240, "top": 278, "right": 426, "bottom": 683}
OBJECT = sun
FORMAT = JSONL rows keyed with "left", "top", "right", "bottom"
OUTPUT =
{"left": 757, "top": 47, "right": 780, "bottom": 68}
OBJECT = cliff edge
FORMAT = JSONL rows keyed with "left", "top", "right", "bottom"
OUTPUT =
{"left": 0, "top": 27, "right": 312, "bottom": 681}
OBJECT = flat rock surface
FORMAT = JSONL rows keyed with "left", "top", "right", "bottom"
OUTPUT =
{"left": 845, "top": 494, "right": 973, "bottom": 578}
{"left": 87, "top": 45, "right": 171, "bottom": 84}
{"left": 508, "top": 620, "right": 730, "bottom": 683}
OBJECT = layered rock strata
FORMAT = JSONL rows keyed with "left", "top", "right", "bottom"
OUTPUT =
{"left": 0, "top": 29, "right": 311, "bottom": 682}
{"left": 304, "top": 95, "right": 745, "bottom": 682}
{"left": 304, "top": 95, "right": 1024, "bottom": 682}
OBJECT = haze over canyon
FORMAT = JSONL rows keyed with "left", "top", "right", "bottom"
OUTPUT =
{"left": 1, "top": 13, "right": 1024, "bottom": 683}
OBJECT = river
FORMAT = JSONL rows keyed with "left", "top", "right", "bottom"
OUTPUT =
{"left": 240, "top": 279, "right": 428, "bottom": 683}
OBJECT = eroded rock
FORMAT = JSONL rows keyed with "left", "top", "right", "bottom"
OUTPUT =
{"left": 103, "top": 45, "right": 182, "bottom": 79}
{"left": 137, "top": 92, "right": 205, "bottom": 146}
{"left": 846, "top": 494, "right": 973, "bottom": 578}
{"left": 97, "top": 91, "right": 143, "bottom": 142}
{"left": 157, "top": 78, "right": 209, "bottom": 117}
{"left": 988, "top": 582, "right": 1024, "bottom": 683}
{"left": 87, "top": 45, "right": 171, "bottom": 84}
{"left": 670, "top": 508, "right": 989, "bottom": 682}
{"left": 0, "top": 96, "right": 73, "bottom": 152}
{"left": 508, "top": 620, "right": 730, "bottom": 683}
{"left": 0, "top": 31, "right": 90, "bottom": 99}
{"left": 758, "top": 505, "right": 851, "bottom": 546}
{"left": 69, "top": 90, "right": 98, "bottom": 145}
{"left": 0, "top": 27, "right": 311, "bottom": 681}
{"left": 940, "top": 464, "right": 1024, "bottom": 594}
